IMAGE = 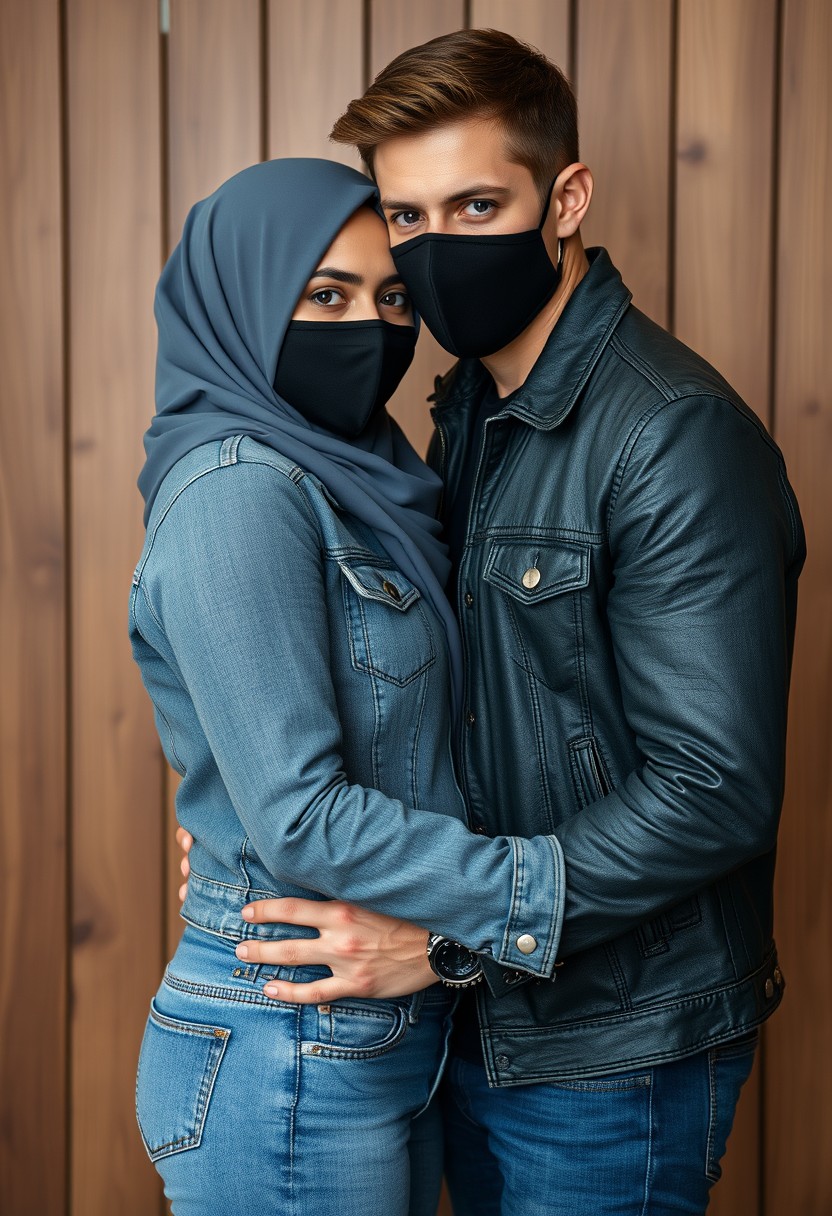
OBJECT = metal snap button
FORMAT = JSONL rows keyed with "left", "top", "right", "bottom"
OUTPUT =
{"left": 465, "top": 592, "right": 474, "bottom": 607}
{"left": 773, "top": 966, "right": 783, "bottom": 986}
{"left": 516, "top": 934, "right": 538, "bottom": 955}
{"left": 522, "top": 567, "right": 541, "bottom": 589}
{"left": 495, "top": 1053, "right": 511, "bottom": 1068}
{"left": 765, "top": 978, "right": 775, "bottom": 999}
{"left": 382, "top": 579, "right": 401, "bottom": 600}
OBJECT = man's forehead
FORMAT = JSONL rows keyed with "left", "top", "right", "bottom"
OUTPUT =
{"left": 373, "top": 120, "right": 528, "bottom": 209}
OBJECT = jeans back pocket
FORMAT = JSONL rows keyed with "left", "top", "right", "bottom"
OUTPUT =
{"left": 135, "top": 998, "right": 231, "bottom": 1162}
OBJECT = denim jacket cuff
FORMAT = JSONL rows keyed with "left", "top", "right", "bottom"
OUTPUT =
{"left": 497, "top": 835, "right": 565, "bottom": 978}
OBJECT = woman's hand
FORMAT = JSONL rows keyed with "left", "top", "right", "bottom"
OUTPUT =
{"left": 176, "top": 826, "right": 192, "bottom": 903}
{"left": 236, "top": 898, "right": 436, "bottom": 1004}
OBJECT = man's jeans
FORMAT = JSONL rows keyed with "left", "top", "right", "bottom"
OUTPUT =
{"left": 135, "top": 926, "right": 455, "bottom": 1215}
{"left": 442, "top": 1033, "right": 758, "bottom": 1215}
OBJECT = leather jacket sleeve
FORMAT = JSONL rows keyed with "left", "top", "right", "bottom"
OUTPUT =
{"left": 554, "top": 394, "right": 805, "bottom": 958}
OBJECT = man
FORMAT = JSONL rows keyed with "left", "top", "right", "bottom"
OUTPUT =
{"left": 179, "top": 29, "right": 803, "bottom": 1214}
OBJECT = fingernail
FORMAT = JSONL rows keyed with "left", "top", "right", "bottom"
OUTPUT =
{"left": 241, "top": 906, "right": 254, "bottom": 921}
{"left": 235, "top": 944, "right": 248, "bottom": 959}
{"left": 264, "top": 984, "right": 279, "bottom": 998}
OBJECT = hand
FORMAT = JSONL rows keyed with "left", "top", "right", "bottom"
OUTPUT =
{"left": 236, "top": 897, "right": 435, "bottom": 1004}
{"left": 176, "top": 826, "right": 192, "bottom": 903}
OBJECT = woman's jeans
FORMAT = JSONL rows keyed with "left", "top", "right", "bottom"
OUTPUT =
{"left": 442, "top": 1031, "right": 758, "bottom": 1216}
{"left": 135, "top": 926, "right": 455, "bottom": 1216}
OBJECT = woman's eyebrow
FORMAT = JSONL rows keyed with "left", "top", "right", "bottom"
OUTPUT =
{"left": 310, "top": 267, "right": 363, "bottom": 285}
{"left": 377, "top": 273, "right": 405, "bottom": 293}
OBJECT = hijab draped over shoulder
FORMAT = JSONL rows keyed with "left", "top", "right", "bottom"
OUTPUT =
{"left": 140, "top": 158, "right": 462, "bottom": 717}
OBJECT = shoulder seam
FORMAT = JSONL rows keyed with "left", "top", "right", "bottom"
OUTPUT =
{"left": 607, "top": 393, "right": 780, "bottom": 534}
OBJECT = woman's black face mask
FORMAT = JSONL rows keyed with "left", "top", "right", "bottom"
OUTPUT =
{"left": 274, "top": 319, "right": 417, "bottom": 438}
{"left": 391, "top": 188, "right": 563, "bottom": 359}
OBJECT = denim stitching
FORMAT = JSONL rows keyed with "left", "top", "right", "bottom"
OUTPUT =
{"left": 705, "top": 1048, "right": 720, "bottom": 1181}
{"left": 410, "top": 660, "right": 429, "bottom": 808}
{"left": 640, "top": 1067, "right": 655, "bottom": 1215}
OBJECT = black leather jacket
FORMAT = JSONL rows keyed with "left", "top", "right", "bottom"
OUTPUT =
{"left": 428, "top": 248, "right": 805, "bottom": 1085}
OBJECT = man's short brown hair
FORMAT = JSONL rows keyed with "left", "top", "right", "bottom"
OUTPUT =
{"left": 330, "top": 28, "right": 579, "bottom": 202}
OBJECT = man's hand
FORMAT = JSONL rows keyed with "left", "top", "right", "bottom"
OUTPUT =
{"left": 174, "top": 829, "right": 435, "bottom": 1001}
{"left": 176, "top": 825, "right": 192, "bottom": 903}
{"left": 236, "top": 898, "right": 435, "bottom": 1004}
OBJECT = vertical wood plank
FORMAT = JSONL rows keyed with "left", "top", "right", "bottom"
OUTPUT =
{"left": 0, "top": 1, "right": 67, "bottom": 1213}
{"left": 675, "top": 0, "right": 777, "bottom": 420}
{"left": 164, "top": 0, "right": 263, "bottom": 963}
{"left": 370, "top": 1, "right": 467, "bottom": 455}
{"left": 66, "top": 1, "right": 165, "bottom": 1211}
{"left": 470, "top": 0, "right": 571, "bottom": 70}
{"left": 767, "top": 1, "right": 832, "bottom": 1212}
{"left": 168, "top": 0, "right": 262, "bottom": 243}
{"left": 577, "top": 0, "right": 673, "bottom": 328}
{"left": 269, "top": 0, "right": 364, "bottom": 165}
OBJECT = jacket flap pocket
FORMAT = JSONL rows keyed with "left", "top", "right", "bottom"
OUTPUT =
{"left": 483, "top": 540, "right": 590, "bottom": 604}
{"left": 338, "top": 559, "right": 421, "bottom": 612}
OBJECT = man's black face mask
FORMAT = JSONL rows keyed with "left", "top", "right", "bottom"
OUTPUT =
{"left": 274, "top": 319, "right": 416, "bottom": 438}
{"left": 391, "top": 187, "right": 562, "bottom": 359}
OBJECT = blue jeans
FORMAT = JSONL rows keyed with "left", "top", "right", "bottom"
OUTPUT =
{"left": 135, "top": 926, "right": 455, "bottom": 1216}
{"left": 441, "top": 1033, "right": 758, "bottom": 1215}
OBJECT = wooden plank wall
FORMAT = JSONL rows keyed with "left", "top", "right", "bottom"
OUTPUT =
{"left": 0, "top": 2, "right": 829, "bottom": 1214}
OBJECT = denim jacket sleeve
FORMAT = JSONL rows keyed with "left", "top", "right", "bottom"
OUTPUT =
{"left": 554, "top": 394, "right": 805, "bottom": 957}
{"left": 138, "top": 455, "right": 565, "bottom": 978}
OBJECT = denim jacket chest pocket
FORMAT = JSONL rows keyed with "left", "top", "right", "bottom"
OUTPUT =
{"left": 338, "top": 557, "right": 436, "bottom": 685}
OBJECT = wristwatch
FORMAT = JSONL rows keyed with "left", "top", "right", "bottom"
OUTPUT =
{"left": 426, "top": 934, "right": 484, "bottom": 988}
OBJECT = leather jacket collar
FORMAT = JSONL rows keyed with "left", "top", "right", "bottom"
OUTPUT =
{"left": 430, "top": 247, "right": 632, "bottom": 431}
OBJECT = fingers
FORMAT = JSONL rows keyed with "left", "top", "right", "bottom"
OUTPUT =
{"left": 175, "top": 827, "right": 193, "bottom": 853}
{"left": 235, "top": 937, "right": 321, "bottom": 967}
{"left": 242, "top": 897, "right": 343, "bottom": 928}
{"left": 178, "top": 881, "right": 188, "bottom": 903}
{"left": 261, "top": 978, "right": 355, "bottom": 1005}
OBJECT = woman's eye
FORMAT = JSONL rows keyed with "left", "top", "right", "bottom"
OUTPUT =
{"left": 379, "top": 291, "right": 409, "bottom": 309}
{"left": 462, "top": 200, "right": 496, "bottom": 218}
{"left": 309, "top": 288, "right": 345, "bottom": 306}
{"left": 391, "top": 211, "right": 422, "bottom": 229}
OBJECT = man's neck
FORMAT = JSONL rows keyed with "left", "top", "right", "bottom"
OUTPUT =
{"left": 480, "top": 235, "right": 590, "bottom": 398}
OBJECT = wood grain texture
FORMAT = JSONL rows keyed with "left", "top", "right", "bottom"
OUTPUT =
{"left": 675, "top": 0, "right": 777, "bottom": 420}
{"left": 269, "top": 0, "right": 364, "bottom": 165}
{"left": 767, "top": 1, "right": 832, "bottom": 1212}
{"left": 577, "top": 0, "right": 673, "bottom": 328}
{"left": 370, "top": 1, "right": 466, "bottom": 455}
{"left": 165, "top": 0, "right": 263, "bottom": 963}
{"left": 0, "top": 1, "right": 67, "bottom": 1212}
{"left": 65, "top": 1, "right": 165, "bottom": 1211}
{"left": 167, "top": 0, "right": 262, "bottom": 245}
{"left": 470, "top": 0, "right": 570, "bottom": 70}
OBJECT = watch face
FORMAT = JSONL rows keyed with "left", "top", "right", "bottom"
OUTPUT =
{"left": 434, "top": 939, "right": 480, "bottom": 980}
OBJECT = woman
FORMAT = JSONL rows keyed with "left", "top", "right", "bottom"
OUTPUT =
{"left": 131, "top": 159, "right": 533, "bottom": 1215}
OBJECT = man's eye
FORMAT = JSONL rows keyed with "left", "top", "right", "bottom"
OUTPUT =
{"left": 462, "top": 200, "right": 496, "bottom": 217}
{"left": 380, "top": 291, "right": 409, "bottom": 308}
{"left": 391, "top": 211, "right": 422, "bottom": 229}
{"left": 309, "top": 288, "right": 344, "bottom": 306}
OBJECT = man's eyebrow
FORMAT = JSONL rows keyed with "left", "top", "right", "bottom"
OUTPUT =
{"left": 381, "top": 184, "right": 512, "bottom": 211}
{"left": 309, "top": 267, "right": 363, "bottom": 285}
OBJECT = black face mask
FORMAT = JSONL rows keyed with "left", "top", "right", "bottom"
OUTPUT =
{"left": 391, "top": 197, "right": 562, "bottom": 359}
{"left": 274, "top": 319, "right": 416, "bottom": 438}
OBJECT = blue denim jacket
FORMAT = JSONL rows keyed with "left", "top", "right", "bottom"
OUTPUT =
{"left": 130, "top": 435, "right": 564, "bottom": 975}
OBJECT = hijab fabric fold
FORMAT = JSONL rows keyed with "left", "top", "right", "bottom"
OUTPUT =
{"left": 140, "top": 158, "right": 463, "bottom": 718}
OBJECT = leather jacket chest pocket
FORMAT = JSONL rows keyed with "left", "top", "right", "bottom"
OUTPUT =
{"left": 483, "top": 539, "right": 591, "bottom": 687}
{"left": 339, "top": 559, "right": 436, "bottom": 685}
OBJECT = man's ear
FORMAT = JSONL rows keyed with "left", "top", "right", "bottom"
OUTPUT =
{"left": 552, "top": 163, "right": 593, "bottom": 239}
